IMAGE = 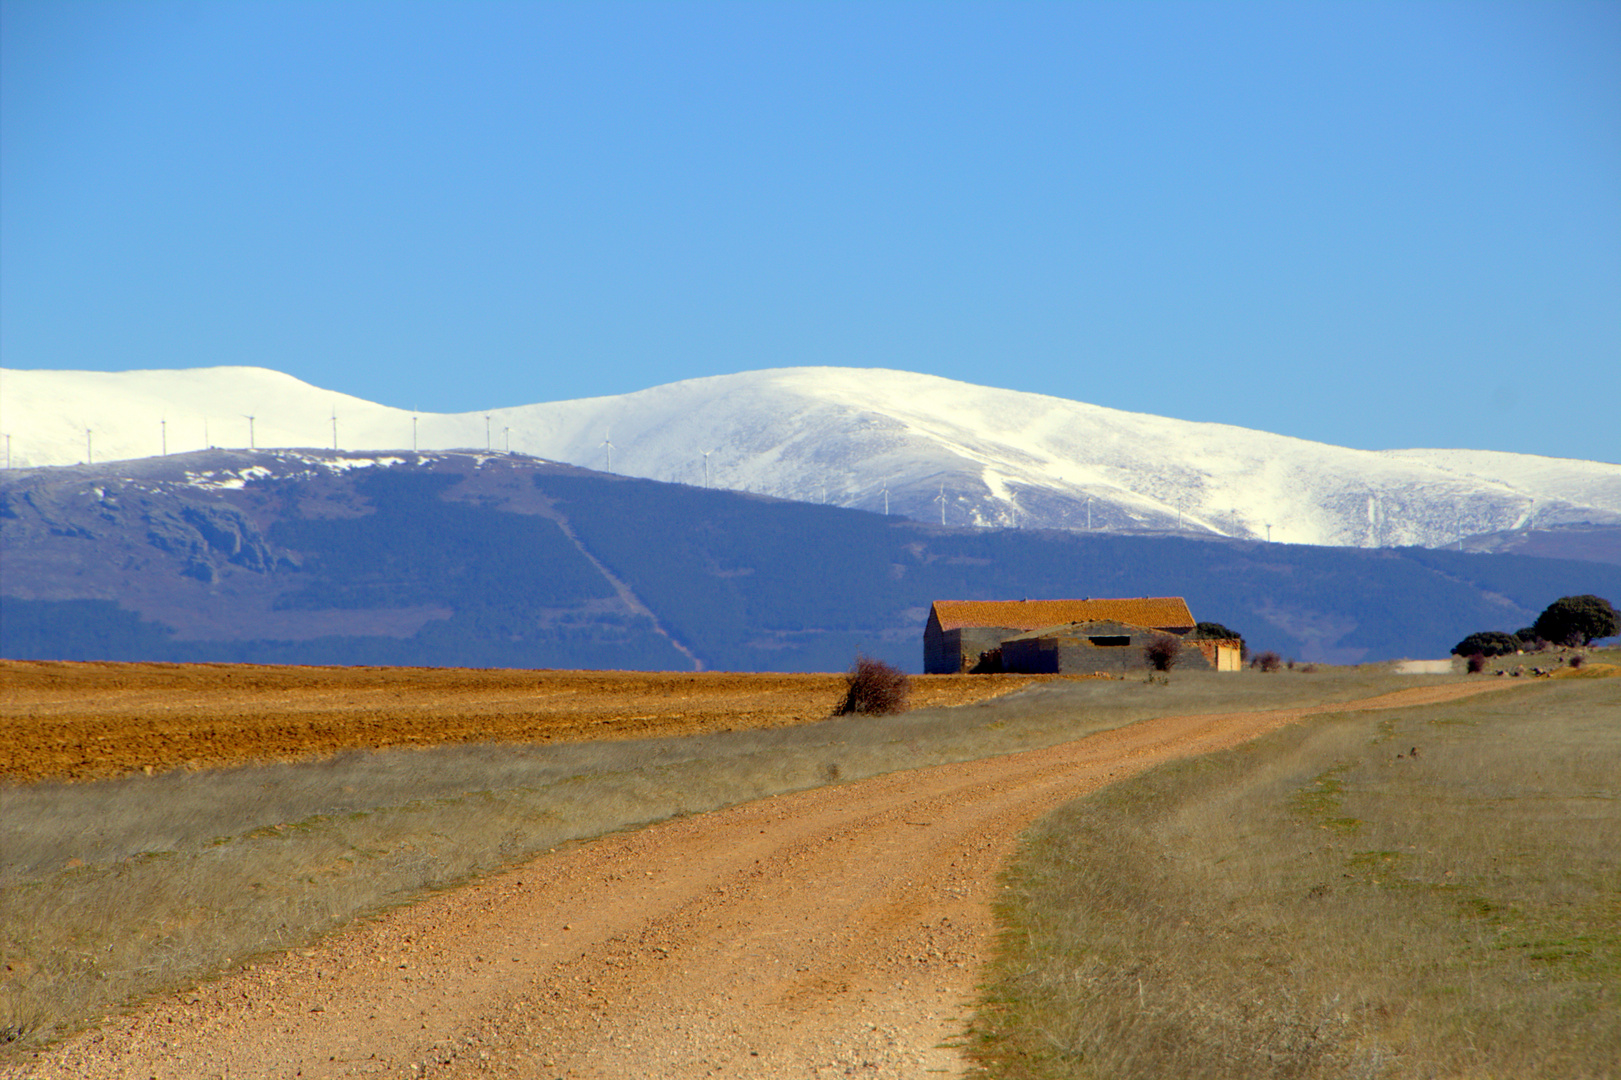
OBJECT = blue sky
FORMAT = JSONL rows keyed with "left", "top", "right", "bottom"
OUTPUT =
{"left": 3, "top": 1, "right": 1617, "bottom": 461}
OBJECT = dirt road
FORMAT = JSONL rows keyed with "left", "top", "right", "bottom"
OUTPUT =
{"left": 7, "top": 682, "right": 1506, "bottom": 1080}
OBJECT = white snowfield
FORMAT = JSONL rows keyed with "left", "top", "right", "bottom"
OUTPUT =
{"left": 3, "top": 365, "right": 1618, "bottom": 549}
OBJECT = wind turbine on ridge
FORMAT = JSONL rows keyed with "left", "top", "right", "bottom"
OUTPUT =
{"left": 602, "top": 430, "right": 614, "bottom": 473}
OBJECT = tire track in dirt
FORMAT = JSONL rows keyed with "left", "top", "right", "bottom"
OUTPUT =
{"left": 7, "top": 681, "right": 1510, "bottom": 1080}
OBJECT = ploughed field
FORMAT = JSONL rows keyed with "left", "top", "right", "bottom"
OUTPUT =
{"left": 0, "top": 661, "right": 1055, "bottom": 783}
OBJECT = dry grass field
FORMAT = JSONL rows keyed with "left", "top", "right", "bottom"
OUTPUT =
{"left": 968, "top": 658, "right": 1621, "bottom": 1080}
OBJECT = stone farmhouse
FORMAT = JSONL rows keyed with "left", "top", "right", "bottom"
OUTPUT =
{"left": 924, "top": 597, "right": 1240, "bottom": 674}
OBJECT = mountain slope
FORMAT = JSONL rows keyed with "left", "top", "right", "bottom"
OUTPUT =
{"left": 4, "top": 451, "right": 1618, "bottom": 670}
{"left": 4, "top": 365, "right": 1617, "bottom": 550}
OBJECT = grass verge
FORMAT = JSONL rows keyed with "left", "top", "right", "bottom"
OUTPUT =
{"left": 966, "top": 675, "right": 1621, "bottom": 1079}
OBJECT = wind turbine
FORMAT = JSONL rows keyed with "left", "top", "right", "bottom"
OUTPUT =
{"left": 243, "top": 415, "right": 255, "bottom": 450}
{"left": 701, "top": 450, "right": 712, "bottom": 488}
{"left": 85, "top": 429, "right": 92, "bottom": 464}
{"left": 602, "top": 430, "right": 614, "bottom": 472}
{"left": 484, "top": 415, "right": 492, "bottom": 451}
{"left": 1265, "top": 523, "right": 1273, "bottom": 543}
{"left": 935, "top": 484, "right": 947, "bottom": 526}
{"left": 503, "top": 426, "right": 511, "bottom": 454}
{"left": 160, "top": 418, "right": 167, "bottom": 456}
{"left": 330, "top": 409, "right": 338, "bottom": 451}
{"left": 882, "top": 484, "right": 889, "bottom": 516}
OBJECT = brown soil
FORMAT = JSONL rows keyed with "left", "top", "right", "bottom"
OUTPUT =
{"left": 0, "top": 661, "right": 1064, "bottom": 784}
{"left": 5, "top": 680, "right": 1509, "bottom": 1080}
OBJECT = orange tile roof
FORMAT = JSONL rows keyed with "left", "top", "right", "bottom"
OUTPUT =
{"left": 930, "top": 598, "right": 1195, "bottom": 633}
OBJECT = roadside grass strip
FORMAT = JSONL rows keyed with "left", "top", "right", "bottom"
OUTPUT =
{"left": 968, "top": 677, "right": 1621, "bottom": 1080}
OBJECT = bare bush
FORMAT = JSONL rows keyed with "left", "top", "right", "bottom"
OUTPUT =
{"left": 1466, "top": 654, "right": 1486, "bottom": 674}
{"left": 1253, "top": 651, "right": 1282, "bottom": 673}
{"left": 1143, "top": 634, "right": 1181, "bottom": 672}
{"left": 1570, "top": 654, "right": 1585, "bottom": 669}
{"left": 836, "top": 655, "right": 911, "bottom": 716}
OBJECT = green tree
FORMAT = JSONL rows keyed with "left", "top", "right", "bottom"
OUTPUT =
{"left": 1532, "top": 595, "right": 1620, "bottom": 647}
{"left": 1451, "top": 631, "right": 1520, "bottom": 658}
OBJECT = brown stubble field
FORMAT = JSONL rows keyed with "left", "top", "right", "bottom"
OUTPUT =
{"left": 0, "top": 660, "right": 1057, "bottom": 783}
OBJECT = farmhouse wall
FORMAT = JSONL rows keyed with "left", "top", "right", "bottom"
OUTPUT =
{"left": 1191, "top": 639, "right": 1243, "bottom": 671}
{"left": 924, "top": 597, "right": 1199, "bottom": 674}
{"left": 1000, "top": 620, "right": 1219, "bottom": 674}
{"left": 926, "top": 624, "right": 1017, "bottom": 674}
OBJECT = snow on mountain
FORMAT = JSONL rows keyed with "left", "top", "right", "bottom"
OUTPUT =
{"left": 4, "top": 365, "right": 1618, "bottom": 549}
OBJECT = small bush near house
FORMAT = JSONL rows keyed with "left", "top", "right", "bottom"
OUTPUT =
{"left": 1253, "top": 651, "right": 1282, "bottom": 673}
{"left": 1143, "top": 635, "right": 1181, "bottom": 672}
{"left": 1466, "top": 654, "right": 1486, "bottom": 674}
{"left": 836, "top": 655, "right": 911, "bottom": 716}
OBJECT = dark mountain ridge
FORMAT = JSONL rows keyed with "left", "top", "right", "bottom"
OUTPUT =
{"left": 4, "top": 450, "right": 1617, "bottom": 670}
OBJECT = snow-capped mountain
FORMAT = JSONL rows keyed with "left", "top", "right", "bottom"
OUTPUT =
{"left": 4, "top": 365, "right": 1618, "bottom": 549}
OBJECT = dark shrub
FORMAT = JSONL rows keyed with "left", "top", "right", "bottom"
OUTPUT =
{"left": 1570, "top": 654, "right": 1585, "bottom": 669}
{"left": 1451, "top": 631, "right": 1520, "bottom": 658}
{"left": 1253, "top": 651, "right": 1282, "bottom": 673}
{"left": 969, "top": 647, "right": 1003, "bottom": 674}
{"left": 836, "top": 655, "right": 910, "bottom": 716}
{"left": 1533, "top": 595, "right": 1620, "bottom": 647}
{"left": 1143, "top": 634, "right": 1181, "bottom": 672}
{"left": 1465, "top": 653, "right": 1486, "bottom": 674}
{"left": 1190, "top": 621, "right": 1244, "bottom": 643}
